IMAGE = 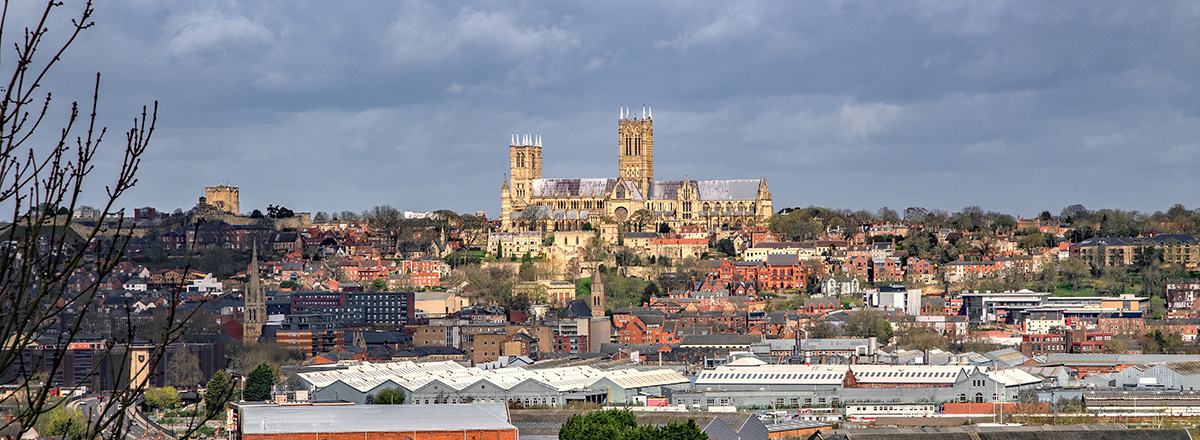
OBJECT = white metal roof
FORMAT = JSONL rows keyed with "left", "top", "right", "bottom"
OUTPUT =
{"left": 986, "top": 368, "right": 1042, "bottom": 387}
{"left": 297, "top": 360, "right": 682, "bottom": 394}
{"left": 848, "top": 365, "right": 974, "bottom": 385}
{"left": 694, "top": 364, "right": 849, "bottom": 386}
{"left": 240, "top": 403, "right": 514, "bottom": 434}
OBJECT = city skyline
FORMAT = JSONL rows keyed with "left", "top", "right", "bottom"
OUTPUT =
{"left": 23, "top": 1, "right": 1200, "bottom": 218}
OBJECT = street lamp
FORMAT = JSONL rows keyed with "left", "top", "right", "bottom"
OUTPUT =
{"left": 760, "top": 387, "right": 777, "bottom": 423}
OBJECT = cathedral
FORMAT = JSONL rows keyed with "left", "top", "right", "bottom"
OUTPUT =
{"left": 500, "top": 105, "right": 773, "bottom": 233}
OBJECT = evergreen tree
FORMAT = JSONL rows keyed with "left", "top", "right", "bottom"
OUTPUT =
{"left": 244, "top": 363, "right": 275, "bottom": 401}
{"left": 205, "top": 370, "right": 236, "bottom": 418}
{"left": 365, "top": 387, "right": 405, "bottom": 404}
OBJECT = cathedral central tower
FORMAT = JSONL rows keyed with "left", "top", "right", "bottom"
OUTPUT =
{"left": 618, "top": 105, "right": 653, "bottom": 193}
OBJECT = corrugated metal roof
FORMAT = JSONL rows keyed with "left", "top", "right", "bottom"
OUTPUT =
{"left": 240, "top": 403, "right": 514, "bottom": 434}
{"left": 298, "top": 360, "right": 683, "bottom": 394}
{"left": 695, "top": 364, "right": 849, "bottom": 386}
{"left": 849, "top": 365, "right": 973, "bottom": 384}
{"left": 597, "top": 369, "right": 690, "bottom": 389}
{"left": 1045, "top": 354, "right": 1200, "bottom": 365}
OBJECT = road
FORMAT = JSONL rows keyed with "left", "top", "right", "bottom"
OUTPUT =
{"left": 71, "top": 395, "right": 155, "bottom": 440}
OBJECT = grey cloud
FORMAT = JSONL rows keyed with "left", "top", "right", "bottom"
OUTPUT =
{"left": 16, "top": 0, "right": 1200, "bottom": 218}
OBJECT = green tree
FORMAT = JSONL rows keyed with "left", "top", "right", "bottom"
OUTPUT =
{"left": 1060, "top": 257, "right": 1089, "bottom": 293}
{"left": 896, "top": 326, "right": 946, "bottom": 351}
{"left": 716, "top": 238, "right": 736, "bottom": 257}
{"left": 205, "top": 370, "right": 236, "bottom": 419}
{"left": 641, "top": 282, "right": 660, "bottom": 306}
{"left": 842, "top": 309, "right": 893, "bottom": 342}
{"left": 560, "top": 409, "right": 636, "bottom": 440}
{"left": 279, "top": 280, "right": 300, "bottom": 289}
{"left": 144, "top": 387, "right": 181, "bottom": 412}
{"left": 559, "top": 409, "right": 705, "bottom": 440}
{"left": 313, "top": 211, "right": 330, "bottom": 222}
{"left": 365, "top": 387, "right": 405, "bottom": 404}
{"left": 807, "top": 321, "right": 839, "bottom": 339}
{"left": 244, "top": 363, "right": 276, "bottom": 402}
{"left": 369, "top": 277, "right": 389, "bottom": 291}
{"left": 166, "top": 349, "right": 204, "bottom": 388}
{"left": 1018, "top": 233, "right": 1046, "bottom": 250}
{"left": 38, "top": 407, "right": 86, "bottom": 440}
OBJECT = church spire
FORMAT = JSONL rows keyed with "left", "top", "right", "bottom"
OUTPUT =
{"left": 243, "top": 241, "right": 266, "bottom": 344}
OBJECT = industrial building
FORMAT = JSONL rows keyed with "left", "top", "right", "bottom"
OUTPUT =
{"left": 296, "top": 360, "right": 688, "bottom": 406}
{"left": 665, "top": 356, "right": 1041, "bottom": 409}
{"left": 232, "top": 402, "right": 516, "bottom": 440}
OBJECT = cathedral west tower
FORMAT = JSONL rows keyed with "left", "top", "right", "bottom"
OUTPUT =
{"left": 501, "top": 133, "right": 543, "bottom": 226}
{"left": 618, "top": 105, "right": 653, "bottom": 194}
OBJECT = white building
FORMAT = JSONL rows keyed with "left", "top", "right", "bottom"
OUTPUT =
{"left": 863, "top": 286, "right": 921, "bottom": 315}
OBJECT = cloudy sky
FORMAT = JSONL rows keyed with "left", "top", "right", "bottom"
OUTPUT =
{"left": 17, "top": 1, "right": 1200, "bottom": 219}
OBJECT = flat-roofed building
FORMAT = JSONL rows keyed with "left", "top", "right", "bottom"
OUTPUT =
{"left": 234, "top": 402, "right": 516, "bottom": 440}
{"left": 673, "top": 357, "right": 849, "bottom": 409}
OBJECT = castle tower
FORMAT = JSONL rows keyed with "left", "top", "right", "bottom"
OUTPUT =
{"left": 204, "top": 184, "right": 239, "bottom": 215}
{"left": 243, "top": 243, "right": 266, "bottom": 343}
{"left": 504, "top": 133, "right": 542, "bottom": 230}
{"left": 591, "top": 275, "right": 605, "bottom": 318}
{"left": 618, "top": 105, "right": 654, "bottom": 193}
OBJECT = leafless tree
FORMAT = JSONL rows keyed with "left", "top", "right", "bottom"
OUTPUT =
{"left": 0, "top": 2, "right": 225, "bottom": 440}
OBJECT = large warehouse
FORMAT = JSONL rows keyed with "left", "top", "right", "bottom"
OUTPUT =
{"left": 666, "top": 357, "right": 1041, "bottom": 409}
{"left": 296, "top": 360, "right": 689, "bottom": 406}
{"left": 233, "top": 402, "right": 516, "bottom": 440}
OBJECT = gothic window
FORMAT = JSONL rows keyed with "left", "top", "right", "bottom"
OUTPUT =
{"left": 616, "top": 185, "right": 626, "bottom": 199}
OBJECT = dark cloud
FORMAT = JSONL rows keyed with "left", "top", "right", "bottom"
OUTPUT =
{"left": 17, "top": 0, "right": 1200, "bottom": 218}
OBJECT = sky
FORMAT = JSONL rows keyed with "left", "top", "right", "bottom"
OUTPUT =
{"left": 13, "top": 1, "right": 1200, "bottom": 219}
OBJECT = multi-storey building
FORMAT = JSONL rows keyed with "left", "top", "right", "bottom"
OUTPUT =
{"left": 346, "top": 291, "right": 416, "bottom": 328}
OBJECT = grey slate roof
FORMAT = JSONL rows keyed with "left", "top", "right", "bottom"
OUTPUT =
{"left": 531, "top": 178, "right": 615, "bottom": 197}
{"left": 646, "top": 179, "right": 763, "bottom": 201}
{"left": 680, "top": 334, "right": 764, "bottom": 347}
{"left": 239, "top": 403, "right": 513, "bottom": 434}
{"left": 766, "top": 253, "right": 800, "bottom": 266}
